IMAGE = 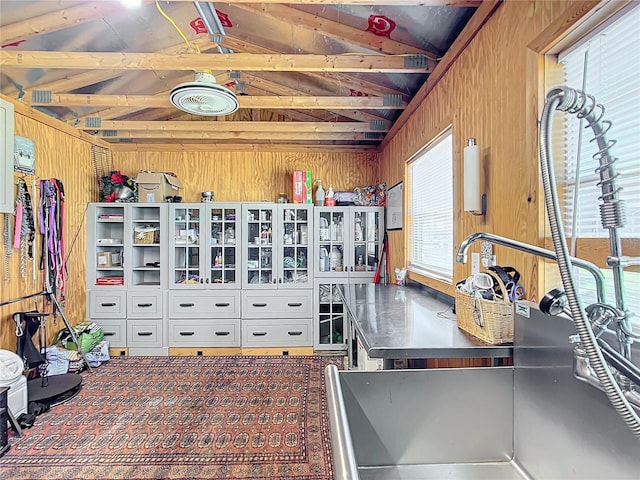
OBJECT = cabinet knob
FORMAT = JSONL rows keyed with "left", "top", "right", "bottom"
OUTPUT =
{"left": 215, "top": 331, "right": 230, "bottom": 336}
{"left": 179, "top": 303, "right": 195, "bottom": 307}
{"left": 179, "top": 331, "right": 195, "bottom": 336}
{"left": 287, "top": 302, "right": 302, "bottom": 307}
{"left": 215, "top": 303, "right": 230, "bottom": 307}
{"left": 137, "top": 303, "right": 152, "bottom": 308}
{"left": 137, "top": 331, "right": 153, "bottom": 336}
{"left": 101, "top": 302, "right": 116, "bottom": 307}
{"left": 252, "top": 303, "right": 267, "bottom": 308}
{"left": 252, "top": 331, "right": 267, "bottom": 336}
{"left": 287, "top": 331, "right": 303, "bottom": 336}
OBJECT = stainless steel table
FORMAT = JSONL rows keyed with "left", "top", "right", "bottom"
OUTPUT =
{"left": 340, "top": 283, "right": 513, "bottom": 360}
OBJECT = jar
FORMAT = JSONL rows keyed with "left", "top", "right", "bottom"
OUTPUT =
{"left": 277, "top": 193, "right": 289, "bottom": 203}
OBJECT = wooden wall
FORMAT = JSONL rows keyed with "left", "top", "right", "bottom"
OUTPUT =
{"left": 0, "top": 96, "right": 103, "bottom": 352}
{"left": 379, "top": 0, "right": 579, "bottom": 300}
{"left": 110, "top": 150, "right": 379, "bottom": 204}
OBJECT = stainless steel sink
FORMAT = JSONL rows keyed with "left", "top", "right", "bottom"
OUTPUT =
{"left": 325, "top": 365, "right": 529, "bottom": 480}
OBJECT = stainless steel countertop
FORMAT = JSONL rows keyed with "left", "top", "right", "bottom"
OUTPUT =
{"left": 340, "top": 283, "right": 513, "bottom": 359}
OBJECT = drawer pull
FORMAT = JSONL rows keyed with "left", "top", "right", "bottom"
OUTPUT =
{"left": 252, "top": 331, "right": 267, "bottom": 336}
{"left": 101, "top": 302, "right": 116, "bottom": 307}
{"left": 287, "top": 302, "right": 303, "bottom": 307}
{"left": 288, "top": 331, "right": 303, "bottom": 336}
{"left": 215, "top": 331, "right": 230, "bottom": 336}
{"left": 215, "top": 303, "right": 230, "bottom": 307}
{"left": 179, "top": 331, "right": 195, "bottom": 336}
{"left": 104, "top": 332, "right": 116, "bottom": 337}
{"left": 179, "top": 303, "right": 195, "bottom": 307}
{"left": 252, "top": 303, "right": 267, "bottom": 307}
{"left": 137, "top": 303, "right": 153, "bottom": 308}
{"left": 137, "top": 331, "right": 153, "bottom": 336}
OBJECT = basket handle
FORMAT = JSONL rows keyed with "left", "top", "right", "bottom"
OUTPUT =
{"left": 485, "top": 269, "right": 512, "bottom": 304}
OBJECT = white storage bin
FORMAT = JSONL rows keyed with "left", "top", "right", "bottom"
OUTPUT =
{"left": 0, "top": 349, "right": 28, "bottom": 417}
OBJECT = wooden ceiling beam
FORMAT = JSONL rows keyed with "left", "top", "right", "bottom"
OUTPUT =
{"left": 110, "top": 143, "right": 379, "bottom": 154}
{"left": 104, "top": 131, "right": 377, "bottom": 141}
{"left": 1, "top": 51, "right": 430, "bottom": 73}
{"left": 33, "top": 93, "right": 404, "bottom": 109}
{"left": 87, "top": 121, "right": 386, "bottom": 133}
{"left": 218, "top": 37, "right": 411, "bottom": 100}
{"left": 0, "top": 2, "right": 124, "bottom": 46}
{"left": 229, "top": 3, "right": 437, "bottom": 58}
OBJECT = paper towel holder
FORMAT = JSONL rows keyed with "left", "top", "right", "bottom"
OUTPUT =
{"left": 463, "top": 137, "right": 486, "bottom": 216}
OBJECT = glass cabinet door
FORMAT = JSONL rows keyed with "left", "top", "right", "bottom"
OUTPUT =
{"left": 315, "top": 282, "right": 347, "bottom": 350}
{"left": 350, "top": 207, "right": 383, "bottom": 279}
{"left": 279, "top": 204, "right": 313, "bottom": 288}
{"left": 170, "top": 205, "right": 204, "bottom": 288}
{"left": 129, "top": 204, "right": 164, "bottom": 288}
{"left": 206, "top": 204, "right": 239, "bottom": 289}
{"left": 243, "top": 204, "right": 276, "bottom": 288}
{"left": 93, "top": 205, "right": 126, "bottom": 287}
{"left": 317, "top": 208, "right": 348, "bottom": 278}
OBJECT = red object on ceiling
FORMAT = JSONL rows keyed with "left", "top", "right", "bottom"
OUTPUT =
{"left": 366, "top": 15, "right": 396, "bottom": 38}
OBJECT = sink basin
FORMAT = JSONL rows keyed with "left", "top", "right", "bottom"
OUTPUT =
{"left": 325, "top": 365, "right": 529, "bottom": 480}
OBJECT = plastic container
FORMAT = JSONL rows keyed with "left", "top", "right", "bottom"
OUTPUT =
{"left": 0, "top": 349, "right": 28, "bottom": 417}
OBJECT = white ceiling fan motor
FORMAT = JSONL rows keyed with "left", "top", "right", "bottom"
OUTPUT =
{"left": 169, "top": 72, "right": 239, "bottom": 116}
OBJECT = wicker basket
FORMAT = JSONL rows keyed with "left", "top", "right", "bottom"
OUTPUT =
{"left": 455, "top": 270, "right": 514, "bottom": 344}
{"left": 133, "top": 226, "right": 160, "bottom": 244}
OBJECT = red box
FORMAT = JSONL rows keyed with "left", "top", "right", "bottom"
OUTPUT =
{"left": 292, "top": 170, "right": 312, "bottom": 204}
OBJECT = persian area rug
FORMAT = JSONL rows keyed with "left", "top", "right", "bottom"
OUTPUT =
{"left": 0, "top": 355, "right": 342, "bottom": 480}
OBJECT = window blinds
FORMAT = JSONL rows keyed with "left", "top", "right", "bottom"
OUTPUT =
{"left": 557, "top": 4, "right": 640, "bottom": 318}
{"left": 407, "top": 129, "right": 454, "bottom": 283}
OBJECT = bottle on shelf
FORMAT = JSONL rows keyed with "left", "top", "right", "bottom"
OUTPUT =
{"left": 325, "top": 184, "right": 336, "bottom": 207}
{"left": 315, "top": 180, "right": 325, "bottom": 206}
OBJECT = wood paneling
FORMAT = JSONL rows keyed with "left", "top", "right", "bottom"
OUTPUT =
{"left": 1, "top": 98, "right": 100, "bottom": 352}
{"left": 112, "top": 151, "right": 379, "bottom": 204}
{"left": 379, "top": 1, "right": 580, "bottom": 302}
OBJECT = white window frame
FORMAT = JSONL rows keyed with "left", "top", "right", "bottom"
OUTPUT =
{"left": 406, "top": 127, "right": 454, "bottom": 283}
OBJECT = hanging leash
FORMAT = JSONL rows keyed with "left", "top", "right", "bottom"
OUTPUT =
{"left": 13, "top": 178, "right": 35, "bottom": 278}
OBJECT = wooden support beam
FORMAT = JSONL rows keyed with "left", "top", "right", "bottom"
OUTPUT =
{"left": 140, "top": 0, "right": 480, "bottom": 5}
{"left": 88, "top": 121, "right": 385, "bottom": 133}
{"left": 110, "top": 142, "right": 379, "bottom": 153}
{"left": 31, "top": 93, "right": 404, "bottom": 110}
{"left": 1, "top": 51, "right": 431, "bottom": 73}
{"left": 103, "top": 130, "right": 377, "bottom": 141}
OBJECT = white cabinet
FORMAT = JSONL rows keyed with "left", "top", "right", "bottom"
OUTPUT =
{"left": 168, "top": 203, "right": 241, "bottom": 289}
{"left": 167, "top": 203, "right": 242, "bottom": 350}
{"left": 241, "top": 203, "right": 313, "bottom": 289}
{"left": 86, "top": 203, "right": 168, "bottom": 355}
{"left": 314, "top": 206, "right": 384, "bottom": 281}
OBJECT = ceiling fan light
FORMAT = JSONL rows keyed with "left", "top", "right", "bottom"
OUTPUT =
{"left": 169, "top": 72, "right": 239, "bottom": 116}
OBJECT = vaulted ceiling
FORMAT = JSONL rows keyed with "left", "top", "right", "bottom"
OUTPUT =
{"left": 0, "top": 0, "right": 500, "bottom": 152}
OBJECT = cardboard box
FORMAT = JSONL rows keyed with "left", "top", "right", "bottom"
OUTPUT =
{"left": 292, "top": 170, "right": 312, "bottom": 204}
{"left": 135, "top": 171, "right": 183, "bottom": 203}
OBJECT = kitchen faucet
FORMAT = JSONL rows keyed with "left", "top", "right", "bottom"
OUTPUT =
{"left": 457, "top": 86, "right": 639, "bottom": 437}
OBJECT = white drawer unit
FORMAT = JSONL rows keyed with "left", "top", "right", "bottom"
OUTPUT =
{"left": 127, "top": 291, "right": 163, "bottom": 318}
{"left": 97, "top": 319, "right": 127, "bottom": 348}
{"left": 168, "top": 291, "right": 240, "bottom": 318}
{"left": 89, "top": 290, "right": 127, "bottom": 318}
{"left": 242, "top": 319, "right": 312, "bottom": 347}
{"left": 169, "top": 319, "right": 240, "bottom": 347}
{"left": 242, "top": 290, "right": 312, "bottom": 318}
{"left": 127, "top": 319, "right": 163, "bottom": 348}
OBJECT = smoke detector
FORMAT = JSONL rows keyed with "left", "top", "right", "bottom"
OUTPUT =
{"left": 169, "top": 72, "right": 239, "bottom": 116}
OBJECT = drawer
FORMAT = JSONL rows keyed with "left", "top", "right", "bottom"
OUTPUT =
{"left": 242, "top": 290, "right": 312, "bottom": 318}
{"left": 169, "top": 291, "right": 240, "bottom": 318}
{"left": 95, "top": 319, "right": 126, "bottom": 347}
{"left": 242, "top": 319, "right": 312, "bottom": 347}
{"left": 127, "top": 319, "right": 163, "bottom": 348}
{"left": 127, "top": 291, "right": 163, "bottom": 318}
{"left": 89, "top": 290, "right": 126, "bottom": 318}
{"left": 169, "top": 319, "right": 240, "bottom": 347}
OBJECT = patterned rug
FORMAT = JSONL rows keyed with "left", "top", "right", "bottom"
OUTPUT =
{"left": 0, "top": 355, "right": 342, "bottom": 480}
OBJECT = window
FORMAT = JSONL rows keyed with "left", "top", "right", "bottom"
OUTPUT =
{"left": 407, "top": 127, "right": 454, "bottom": 283}
{"left": 554, "top": 4, "right": 640, "bottom": 320}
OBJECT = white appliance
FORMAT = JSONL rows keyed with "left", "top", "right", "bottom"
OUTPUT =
{"left": 0, "top": 350, "right": 28, "bottom": 417}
